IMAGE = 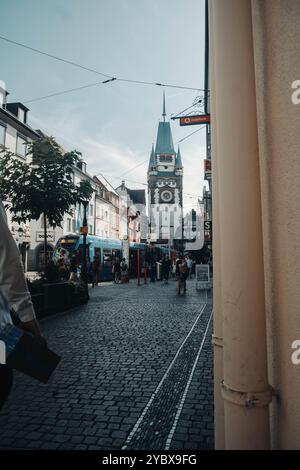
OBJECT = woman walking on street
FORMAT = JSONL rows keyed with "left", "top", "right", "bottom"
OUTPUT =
{"left": 176, "top": 256, "right": 188, "bottom": 295}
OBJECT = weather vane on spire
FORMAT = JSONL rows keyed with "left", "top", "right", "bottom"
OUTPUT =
{"left": 162, "top": 91, "right": 166, "bottom": 122}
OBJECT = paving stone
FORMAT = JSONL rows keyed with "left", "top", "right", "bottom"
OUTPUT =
{"left": 0, "top": 280, "right": 213, "bottom": 450}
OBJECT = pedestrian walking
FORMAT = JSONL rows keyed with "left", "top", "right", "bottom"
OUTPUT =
{"left": 86, "top": 257, "right": 93, "bottom": 285}
{"left": 175, "top": 256, "right": 188, "bottom": 295}
{"left": 175, "top": 257, "right": 182, "bottom": 294}
{"left": 0, "top": 200, "right": 46, "bottom": 411}
{"left": 69, "top": 249, "right": 79, "bottom": 282}
{"left": 171, "top": 261, "right": 176, "bottom": 279}
{"left": 91, "top": 254, "right": 101, "bottom": 287}
{"left": 112, "top": 258, "right": 121, "bottom": 284}
{"left": 187, "top": 256, "right": 193, "bottom": 279}
{"left": 149, "top": 260, "right": 157, "bottom": 283}
{"left": 161, "top": 256, "right": 171, "bottom": 284}
{"left": 120, "top": 258, "right": 128, "bottom": 283}
{"left": 192, "top": 260, "right": 196, "bottom": 277}
{"left": 143, "top": 260, "right": 149, "bottom": 284}
{"left": 57, "top": 258, "right": 69, "bottom": 280}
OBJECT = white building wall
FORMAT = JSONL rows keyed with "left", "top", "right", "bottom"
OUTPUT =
{"left": 28, "top": 165, "right": 97, "bottom": 270}
{"left": 1, "top": 119, "right": 34, "bottom": 270}
{"left": 95, "top": 197, "right": 110, "bottom": 238}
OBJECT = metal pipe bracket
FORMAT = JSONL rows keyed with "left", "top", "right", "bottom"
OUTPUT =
{"left": 212, "top": 334, "right": 223, "bottom": 348}
{"left": 221, "top": 380, "right": 274, "bottom": 408}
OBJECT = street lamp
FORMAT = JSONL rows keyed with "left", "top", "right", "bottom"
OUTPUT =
{"left": 80, "top": 200, "right": 89, "bottom": 286}
{"left": 181, "top": 216, "right": 185, "bottom": 256}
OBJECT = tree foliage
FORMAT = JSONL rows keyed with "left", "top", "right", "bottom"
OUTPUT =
{"left": 0, "top": 135, "right": 94, "bottom": 227}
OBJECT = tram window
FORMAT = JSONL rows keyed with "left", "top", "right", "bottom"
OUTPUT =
{"left": 103, "top": 249, "right": 112, "bottom": 266}
{"left": 112, "top": 249, "right": 121, "bottom": 261}
{"left": 58, "top": 237, "right": 78, "bottom": 252}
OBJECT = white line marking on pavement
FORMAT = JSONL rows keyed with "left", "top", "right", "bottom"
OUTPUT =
{"left": 164, "top": 309, "right": 213, "bottom": 450}
{"left": 122, "top": 303, "right": 206, "bottom": 449}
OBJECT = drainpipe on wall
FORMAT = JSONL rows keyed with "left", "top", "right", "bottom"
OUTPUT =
{"left": 208, "top": 0, "right": 225, "bottom": 450}
{"left": 211, "top": 0, "right": 272, "bottom": 449}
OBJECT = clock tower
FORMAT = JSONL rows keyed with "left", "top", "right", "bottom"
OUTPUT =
{"left": 148, "top": 94, "right": 183, "bottom": 244}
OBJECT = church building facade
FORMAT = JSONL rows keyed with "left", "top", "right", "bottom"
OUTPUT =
{"left": 147, "top": 95, "right": 183, "bottom": 248}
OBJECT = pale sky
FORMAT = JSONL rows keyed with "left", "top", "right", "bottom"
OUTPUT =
{"left": 1, "top": 0, "right": 207, "bottom": 212}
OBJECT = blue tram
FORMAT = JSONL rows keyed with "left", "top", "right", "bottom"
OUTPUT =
{"left": 54, "top": 234, "right": 177, "bottom": 282}
{"left": 54, "top": 234, "right": 148, "bottom": 281}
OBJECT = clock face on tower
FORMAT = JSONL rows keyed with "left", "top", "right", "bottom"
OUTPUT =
{"left": 155, "top": 179, "right": 177, "bottom": 188}
{"left": 160, "top": 189, "right": 173, "bottom": 203}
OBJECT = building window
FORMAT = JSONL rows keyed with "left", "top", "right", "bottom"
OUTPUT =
{"left": 89, "top": 225, "right": 93, "bottom": 234}
{"left": 67, "top": 219, "right": 71, "bottom": 232}
{"left": 0, "top": 90, "right": 5, "bottom": 108}
{"left": 72, "top": 220, "right": 76, "bottom": 232}
{"left": 160, "top": 155, "right": 172, "bottom": 163}
{"left": 0, "top": 123, "right": 5, "bottom": 147}
{"left": 18, "top": 108, "right": 25, "bottom": 123}
{"left": 89, "top": 204, "right": 93, "bottom": 216}
{"left": 16, "top": 135, "right": 27, "bottom": 158}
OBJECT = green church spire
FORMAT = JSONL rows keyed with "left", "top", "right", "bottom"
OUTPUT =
{"left": 154, "top": 93, "right": 175, "bottom": 155}
{"left": 176, "top": 145, "right": 183, "bottom": 167}
{"left": 162, "top": 91, "right": 166, "bottom": 122}
{"left": 148, "top": 144, "right": 156, "bottom": 169}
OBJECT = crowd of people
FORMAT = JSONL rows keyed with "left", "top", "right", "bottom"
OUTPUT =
{"left": 50, "top": 248, "right": 204, "bottom": 296}
{"left": 53, "top": 248, "right": 130, "bottom": 287}
{"left": 140, "top": 254, "right": 196, "bottom": 295}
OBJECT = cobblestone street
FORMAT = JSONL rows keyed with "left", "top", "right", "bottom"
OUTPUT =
{"left": 0, "top": 278, "right": 214, "bottom": 451}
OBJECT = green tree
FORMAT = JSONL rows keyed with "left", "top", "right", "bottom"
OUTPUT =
{"left": 0, "top": 135, "right": 94, "bottom": 270}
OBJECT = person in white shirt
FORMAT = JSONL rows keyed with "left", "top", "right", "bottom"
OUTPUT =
{"left": 186, "top": 256, "right": 193, "bottom": 279}
{"left": 0, "top": 200, "right": 45, "bottom": 411}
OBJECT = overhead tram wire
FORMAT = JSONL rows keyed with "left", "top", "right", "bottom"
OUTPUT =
{"left": 115, "top": 78, "right": 203, "bottom": 92}
{"left": 106, "top": 124, "right": 205, "bottom": 183}
{"left": 170, "top": 97, "right": 205, "bottom": 119}
{"left": 175, "top": 125, "right": 206, "bottom": 144}
{"left": 94, "top": 172, "right": 120, "bottom": 194}
{"left": 0, "top": 34, "right": 205, "bottom": 195}
{"left": 0, "top": 35, "right": 207, "bottom": 103}
{"left": 0, "top": 35, "right": 112, "bottom": 79}
{"left": 23, "top": 77, "right": 200, "bottom": 104}
{"left": 119, "top": 159, "right": 149, "bottom": 178}
{"left": 23, "top": 79, "right": 116, "bottom": 104}
{"left": 100, "top": 173, "right": 201, "bottom": 199}
{"left": 97, "top": 123, "right": 206, "bottom": 187}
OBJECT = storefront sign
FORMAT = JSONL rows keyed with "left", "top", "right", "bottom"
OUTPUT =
{"left": 36, "top": 231, "right": 55, "bottom": 242}
{"left": 204, "top": 159, "right": 211, "bottom": 180}
{"left": 196, "top": 264, "right": 211, "bottom": 290}
{"left": 180, "top": 114, "right": 210, "bottom": 126}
